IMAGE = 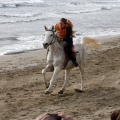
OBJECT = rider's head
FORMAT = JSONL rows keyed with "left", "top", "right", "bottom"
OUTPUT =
{"left": 59, "top": 18, "right": 67, "bottom": 29}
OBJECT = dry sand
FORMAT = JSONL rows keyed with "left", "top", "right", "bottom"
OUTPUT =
{"left": 0, "top": 35, "right": 120, "bottom": 120}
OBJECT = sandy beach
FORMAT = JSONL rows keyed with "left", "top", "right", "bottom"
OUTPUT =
{"left": 0, "top": 35, "right": 120, "bottom": 120}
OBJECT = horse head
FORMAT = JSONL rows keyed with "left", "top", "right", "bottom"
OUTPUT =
{"left": 43, "top": 26, "right": 55, "bottom": 49}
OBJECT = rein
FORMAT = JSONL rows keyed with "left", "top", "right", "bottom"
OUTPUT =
{"left": 45, "top": 28, "right": 68, "bottom": 69}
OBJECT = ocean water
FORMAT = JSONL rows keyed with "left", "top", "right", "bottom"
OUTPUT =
{"left": 0, "top": 0, "right": 120, "bottom": 55}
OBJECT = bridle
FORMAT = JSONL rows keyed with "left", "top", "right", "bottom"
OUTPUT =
{"left": 44, "top": 29, "right": 59, "bottom": 59}
{"left": 45, "top": 29, "right": 58, "bottom": 46}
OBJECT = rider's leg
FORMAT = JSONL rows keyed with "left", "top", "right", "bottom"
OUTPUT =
{"left": 70, "top": 54, "right": 78, "bottom": 67}
{"left": 66, "top": 42, "right": 78, "bottom": 67}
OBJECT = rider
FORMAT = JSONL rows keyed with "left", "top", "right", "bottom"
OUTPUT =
{"left": 55, "top": 18, "right": 78, "bottom": 67}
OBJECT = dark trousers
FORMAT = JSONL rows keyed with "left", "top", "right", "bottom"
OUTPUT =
{"left": 64, "top": 40, "right": 77, "bottom": 64}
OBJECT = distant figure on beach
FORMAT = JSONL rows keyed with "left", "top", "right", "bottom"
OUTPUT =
{"left": 111, "top": 109, "right": 120, "bottom": 120}
{"left": 35, "top": 113, "right": 74, "bottom": 120}
{"left": 55, "top": 18, "right": 78, "bottom": 67}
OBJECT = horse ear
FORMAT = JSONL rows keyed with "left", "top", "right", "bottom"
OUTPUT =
{"left": 52, "top": 25, "right": 54, "bottom": 31}
{"left": 44, "top": 26, "right": 48, "bottom": 31}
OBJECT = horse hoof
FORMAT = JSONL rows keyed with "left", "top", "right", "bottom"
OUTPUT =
{"left": 74, "top": 88, "right": 84, "bottom": 93}
{"left": 45, "top": 83, "right": 49, "bottom": 88}
{"left": 58, "top": 90, "right": 64, "bottom": 94}
{"left": 46, "top": 84, "right": 49, "bottom": 88}
{"left": 44, "top": 90, "right": 51, "bottom": 94}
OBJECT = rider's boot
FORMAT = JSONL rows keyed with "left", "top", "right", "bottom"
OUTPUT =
{"left": 70, "top": 54, "right": 79, "bottom": 67}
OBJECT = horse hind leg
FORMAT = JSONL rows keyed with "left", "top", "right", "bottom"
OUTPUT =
{"left": 58, "top": 69, "right": 70, "bottom": 94}
{"left": 74, "top": 63, "right": 84, "bottom": 93}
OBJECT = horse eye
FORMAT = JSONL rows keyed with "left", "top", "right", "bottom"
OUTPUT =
{"left": 51, "top": 34, "right": 53, "bottom": 36}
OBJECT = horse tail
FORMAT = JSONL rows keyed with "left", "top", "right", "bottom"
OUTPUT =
{"left": 81, "top": 37, "right": 102, "bottom": 48}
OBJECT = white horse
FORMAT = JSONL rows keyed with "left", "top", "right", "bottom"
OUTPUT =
{"left": 42, "top": 26, "right": 101, "bottom": 94}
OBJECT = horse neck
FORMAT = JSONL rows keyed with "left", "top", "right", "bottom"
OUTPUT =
{"left": 49, "top": 38, "right": 63, "bottom": 52}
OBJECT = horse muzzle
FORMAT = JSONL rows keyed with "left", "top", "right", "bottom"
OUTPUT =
{"left": 43, "top": 43, "right": 48, "bottom": 49}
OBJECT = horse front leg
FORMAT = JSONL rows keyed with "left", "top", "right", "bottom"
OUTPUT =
{"left": 42, "top": 65, "right": 54, "bottom": 88}
{"left": 45, "top": 66, "right": 61, "bottom": 94}
{"left": 58, "top": 70, "right": 70, "bottom": 94}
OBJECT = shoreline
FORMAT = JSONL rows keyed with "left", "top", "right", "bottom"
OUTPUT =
{"left": 0, "top": 34, "right": 120, "bottom": 56}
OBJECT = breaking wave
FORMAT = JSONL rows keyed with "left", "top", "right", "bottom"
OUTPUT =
{"left": 0, "top": 0, "right": 44, "bottom": 8}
